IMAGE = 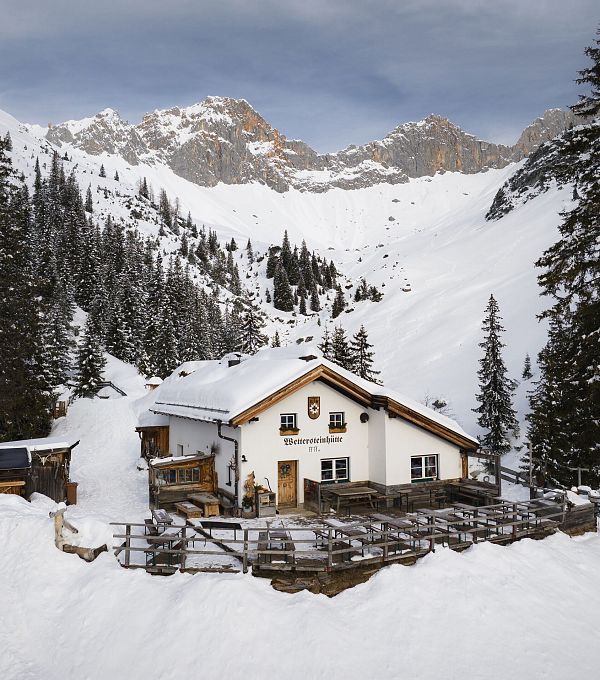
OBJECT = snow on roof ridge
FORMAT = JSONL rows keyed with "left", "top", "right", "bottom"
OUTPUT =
{"left": 148, "top": 347, "right": 476, "bottom": 443}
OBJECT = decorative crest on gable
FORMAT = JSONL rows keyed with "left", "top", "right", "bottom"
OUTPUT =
{"left": 308, "top": 396, "right": 320, "bottom": 420}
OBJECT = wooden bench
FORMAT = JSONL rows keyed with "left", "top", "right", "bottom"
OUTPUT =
{"left": 174, "top": 501, "right": 203, "bottom": 519}
{"left": 188, "top": 493, "right": 220, "bottom": 518}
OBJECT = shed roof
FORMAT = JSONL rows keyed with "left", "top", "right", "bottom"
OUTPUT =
{"left": 148, "top": 346, "right": 477, "bottom": 449}
{"left": 0, "top": 447, "right": 31, "bottom": 470}
{"left": 0, "top": 436, "right": 80, "bottom": 453}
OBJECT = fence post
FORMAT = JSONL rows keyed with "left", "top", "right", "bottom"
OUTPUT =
{"left": 242, "top": 528, "right": 248, "bottom": 574}
{"left": 382, "top": 524, "right": 388, "bottom": 561}
{"left": 124, "top": 524, "right": 131, "bottom": 567}
{"left": 180, "top": 526, "right": 187, "bottom": 571}
{"left": 428, "top": 516, "right": 435, "bottom": 553}
{"left": 473, "top": 509, "right": 479, "bottom": 543}
{"left": 327, "top": 527, "right": 333, "bottom": 570}
{"left": 512, "top": 504, "right": 518, "bottom": 541}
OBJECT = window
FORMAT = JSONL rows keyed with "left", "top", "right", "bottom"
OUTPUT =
{"left": 176, "top": 444, "right": 184, "bottom": 456}
{"left": 329, "top": 412, "right": 346, "bottom": 431}
{"left": 280, "top": 413, "right": 298, "bottom": 431}
{"left": 321, "top": 457, "right": 349, "bottom": 483}
{"left": 156, "top": 467, "right": 200, "bottom": 486}
{"left": 410, "top": 455, "right": 438, "bottom": 482}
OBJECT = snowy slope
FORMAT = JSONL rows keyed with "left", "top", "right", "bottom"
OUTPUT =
{"left": 0, "top": 107, "right": 569, "bottom": 435}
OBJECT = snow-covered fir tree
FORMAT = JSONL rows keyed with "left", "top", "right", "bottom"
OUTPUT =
{"left": 240, "top": 306, "right": 267, "bottom": 355}
{"left": 350, "top": 325, "right": 381, "bottom": 383}
{"left": 472, "top": 294, "right": 519, "bottom": 456}
{"left": 74, "top": 317, "right": 106, "bottom": 397}
{"left": 529, "top": 33, "right": 600, "bottom": 486}
{"left": 522, "top": 353, "right": 533, "bottom": 380}
{"left": 330, "top": 325, "right": 353, "bottom": 370}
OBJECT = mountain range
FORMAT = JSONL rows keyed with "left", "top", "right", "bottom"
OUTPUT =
{"left": 41, "top": 97, "right": 578, "bottom": 192}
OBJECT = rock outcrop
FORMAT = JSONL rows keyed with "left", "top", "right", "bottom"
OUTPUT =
{"left": 41, "top": 97, "right": 578, "bottom": 193}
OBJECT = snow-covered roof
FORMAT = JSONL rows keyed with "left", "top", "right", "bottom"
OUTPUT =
{"left": 150, "top": 453, "right": 213, "bottom": 467}
{"left": 149, "top": 346, "right": 477, "bottom": 446}
{"left": 146, "top": 376, "right": 163, "bottom": 386}
{"left": 136, "top": 410, "right": 169, "bottom": 428}
{"left": 0, "top": 437, "right": 80, "bottom": 453}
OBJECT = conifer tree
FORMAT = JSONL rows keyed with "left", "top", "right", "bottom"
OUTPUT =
{"left": 332, "top": 285, "right": 345, "bottom": 318}
{"left": 75, "top": 317, "right": 106, "bottom": 397}
{"left": 272, "top": 330, "right": 281, "bottom": 347}
{"left": 522, "top": 353, "right": 533, "bottom": 380}
{"left": 330, "top": 326, "right": 352, "bottom": 371}
{"left": 114, "top": 170, "right": 119, "bottom": 181}
{"left": 350, "top": 325, "right": 381, "bottom": 383}
{"left": 99, "top": 163, "right": 106, "bottom": 178}
{"left": 572, "top": 27, "right": 600, "bottom": 117}
{"left": 528, "top": 32, "right": 600, "bottom": 486}
{"left": 246, "top": 238, "right": 254, "bottom": 263}
{"left": 240, "top": 306, "right": 267, "bottom": 354}
{"left": 85, "top": 185, "right": 93, "bottom": 212}
{"left": 273, "top": 261, "right": 294, "bottom": 312}
{"left": 310, "top": 286, "right": 320, "bottom": 312}
{"left": 0, "top": 140, "right": 53, "bottom": 439}
{"left": 473, "top": 295, "right": 519, "bottom": 456}
{"left": 318, "top": 328, "right": 333, "bottom": 361}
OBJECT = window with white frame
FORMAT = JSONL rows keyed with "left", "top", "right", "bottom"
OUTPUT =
{"left": 410, "top": 455, "right": 438, "bottom": 482}
{"left": 329, "top": 411, "right": 345, "bottom": 428}
{"left": 176, "top": 444, "right": 184, "bottom": 456}
{"left": 280, "top": 413, "right": 298, "bottom": 431}
{"left": 321, "top": 457, "right": 349, "bottom": 483}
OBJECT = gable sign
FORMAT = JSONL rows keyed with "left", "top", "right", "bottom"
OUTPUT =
{"left": 308, "top": 396, "right": 320, "bottom": 420}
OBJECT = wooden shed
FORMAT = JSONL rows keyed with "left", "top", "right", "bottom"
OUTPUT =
{"left": 0, "top": 437, "right": 79, "bottom": 503}
{"left": 136, "top": 411, "right": 170, "bottom": 460}
{"left": 149, "top": 454, "right": 217, "bottom": 510}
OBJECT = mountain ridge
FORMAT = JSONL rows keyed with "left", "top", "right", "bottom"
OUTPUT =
{"left": 39, "top": 97, "right": 578, "bottom": 193}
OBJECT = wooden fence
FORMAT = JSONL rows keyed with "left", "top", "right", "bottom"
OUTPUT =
{"left": 111, "top": 496, "right": 589, "bottom": 577}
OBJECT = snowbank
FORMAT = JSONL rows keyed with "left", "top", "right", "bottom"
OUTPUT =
{"left": 1, "top": 494, "right": 600, "bottom": 680}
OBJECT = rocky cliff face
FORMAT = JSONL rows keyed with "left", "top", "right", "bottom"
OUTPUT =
{"left": 42, "top": 97, "right": 578, "bottom": 193}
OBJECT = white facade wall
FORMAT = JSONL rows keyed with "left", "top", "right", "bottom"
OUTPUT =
{"left": 168, "top": 417, "right": 240, "bottom": 494}
{"left": 384, "top": 416, "right": 462, "bottom": 485}
{"left": 165, "top": 380, "right": 465, "bottom": 507}
{"left": 367, "top": 408, "right": 387, "bottom": 485}
{"left": 239, "top": 381, "right": 370, "bottom": 505}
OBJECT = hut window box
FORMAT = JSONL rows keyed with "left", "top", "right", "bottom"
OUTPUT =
{"left": 321, "top": 457, "right": 349, "bottom": 483}
{"left": 411, "top": 455, "right": 438, "bottom": 482}
{"left": 279, "top": 413, "right": 299, "bottom": 435}
{"left": 328, "top": 412, "right": 346, "bottom": 433}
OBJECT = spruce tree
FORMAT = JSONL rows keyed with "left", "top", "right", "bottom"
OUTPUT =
{"left": 522, "top": 354, "right": 533, "bottom": 380}
{"left": 114, "top": 170, "right": 119, "bottom": 181}
{"left": 572, "top": 27, "right": 600, "bottom": 117}
{"left": 318, "top": 328, "right": 333, "bottom": 361}
{"left": 473, "top": 295, "right": 519, "bottom": 456}
{"left": 85, "top": 185, "right": 93, "bottom": 212}
{"left": 273, "top": 261, "right": 294, "bottom": 312}
{"left": 350, "top": 325, "right": 381, "bottom": 383}
{"left": 330, "top": 326, "right": 352, "bottom": 371}
{"left": 332, "top": 285, "right": 345, "bottom": 318}
{"left": 0, "top": 141, "right": 53, "bottom": 440}
{"left": 529, "top": 32, "right": 600, "bottom": 486}
{"left": 272, "top": 330, "right": 281, "bottom": 347}
{"left": 75, "top": 317, "right": 106, "bottom": 397}
{"left": 240, "top": 306, "right": 267, "bottom": 354}
{"left": 99, "top": 163, "right": 106, "bottom": 178}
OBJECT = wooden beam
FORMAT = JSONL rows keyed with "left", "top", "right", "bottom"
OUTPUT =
{"left": 231, "top": 365, "right": 371, "bottom": 426}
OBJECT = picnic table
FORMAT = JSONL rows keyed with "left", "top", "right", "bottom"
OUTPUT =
{"left": 150, "top": 508, "right": 173, "bottom": 533}
{"left": 188, "top": 492, "right": 220, "bottom": 517}
{"left": 258, "top": 528, "right": 295, "bottom": 565}
{"left": 174, "top": 501, "right": 203, "bottom": 519}
{"left": 200, "top": 520, "right": 242, "bottom": 541}
{"left": 326, "top": 486, "right": 379, "bottom": 515}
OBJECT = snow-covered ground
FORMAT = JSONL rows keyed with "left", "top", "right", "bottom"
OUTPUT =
{"left": 1, "top": 490, "right": 599, "bottom": 680}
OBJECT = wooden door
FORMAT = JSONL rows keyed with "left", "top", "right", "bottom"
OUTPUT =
{"left": 278, "top": 460, "right": 297, "bottom": 508}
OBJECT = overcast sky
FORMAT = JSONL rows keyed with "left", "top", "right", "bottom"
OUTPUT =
{"left": 0, "top": 0, "right": 597, "bottom": 151}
